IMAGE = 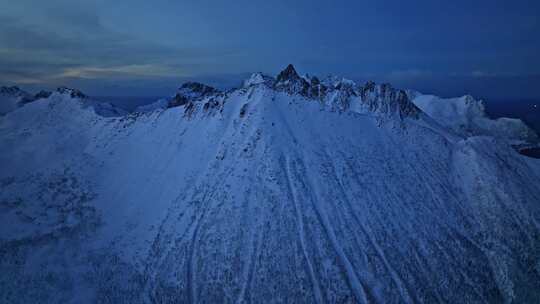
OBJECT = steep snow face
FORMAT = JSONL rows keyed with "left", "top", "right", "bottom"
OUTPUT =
{"left": 410, "top": 94, "right": 538, "bottom": 145}
{"left": 1, "top": 66, "right": 540, "bottom": 303}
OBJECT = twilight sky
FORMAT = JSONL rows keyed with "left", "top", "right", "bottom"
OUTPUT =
{"left": 1, "top": 0, "right": 539, "bottom": 99}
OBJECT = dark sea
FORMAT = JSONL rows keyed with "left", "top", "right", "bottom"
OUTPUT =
{"left": 484, "top": 99, "right": 540, "bottom": 135}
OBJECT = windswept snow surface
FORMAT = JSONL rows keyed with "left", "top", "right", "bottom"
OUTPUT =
{"left": 1, "top": 66, "right": 540, "bottom": 303}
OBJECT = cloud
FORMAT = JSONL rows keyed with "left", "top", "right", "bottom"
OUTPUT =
{"left": 388, "top": 69, "right": 433, "bottom": 79}
{"left": 471, "top": 70, "right": 499, "bottom": 78}
{"left": 0, "top": 6, "right": 239, "bottom": 88}
{"left": 55, "top": 65, "right": 191, "bottom": 80}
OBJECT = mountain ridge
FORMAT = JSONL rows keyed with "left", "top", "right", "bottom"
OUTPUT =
{"left": 0, "top": 65, "right": 539, "bottom": 303}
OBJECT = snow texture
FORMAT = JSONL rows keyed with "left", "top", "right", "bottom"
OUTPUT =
{"left": 1, "top": 65, "right": 539, "bottom": 303}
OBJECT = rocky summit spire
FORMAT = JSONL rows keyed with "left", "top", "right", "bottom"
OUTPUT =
{"left": 274, "top": 64, "right": 313, "bottom": 96}
{"left": 276, "top": 64, "right": 300, "bottom": 83}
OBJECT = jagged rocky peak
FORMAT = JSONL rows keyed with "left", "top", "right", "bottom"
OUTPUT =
{"left": 274, "top": 64, "right": 311, "bottom": 95}
{"left": 178, "top": 82, "right": 219, "bottom": 96}
{"left": 139, "top": 65, "right": 418, "bottom": 120}
{"left": 34, "top": 90, "right": 53, "bottom": 100}
{"left": 56, "top": 87, "right": 87, "bottom": 99}
{"left": 169, "top": 82, "right": 220, "bottom": 108}
{"left": 276, "top": 64, "right": 301, "bottom": 83}
{"left": 360, "top": 82, "right": 420, "bottom": 118}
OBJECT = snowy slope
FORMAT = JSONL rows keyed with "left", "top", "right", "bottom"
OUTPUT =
{"left": 1, "top": 65, "right": 539, "bottom": 303}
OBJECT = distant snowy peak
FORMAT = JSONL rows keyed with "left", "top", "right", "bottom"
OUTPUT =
{"left": 1, "top": 86, "right": 92, "bottom": 115}
{"left": 33, "top": 87, "right": 86, "bottom": 100}
{"left": 0, "top": 86, "right": 30, "bottom": 97}
{"left": 321, "top": 75, "right": 356, "bottom": 88}
{"left": 169, "top": 82, "right": 220, "bottom": 108}
{"left": 0, "top": 86, "right": 34, "bottom": 114}
{"left": 243, "top": 72, "right": 274, "bottom": 87}
{"left": 178, "top": 82, "right": 219, "bottom": 97}
{"left": 37, "top": 87, "right": 127, "bottom": 117}
{"left": 55, "top": 87, "right": 87, "bottom": 99}
{"left": 410, "top": 93, "right": 539, "bottom": 145}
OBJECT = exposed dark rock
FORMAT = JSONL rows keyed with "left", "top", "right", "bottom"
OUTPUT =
{"left": 168, "top": 82, "right": 220, "bottom": 109}
{"left": 183, "top": 101, "right": 196, "bottom": 118}
{"left": 179, "top": 82, "right": 219, "bottom": 96}
{"left": 34, "top": 90, "right": 52, "bottom": 100}
{"left": 202, "top": 98, "right": 220, "bottom": 112}
{"left": 18, "top": 96, "right": 36, "bottom": 105}
{"left": 239, "top": 104, "right": 248, "bottom": 118}
{"left": 56, "top": 87, "right": 87, "bottom": 99}
{"left": 276, "top": 64, "right": 301, "bottom": 83}
{"left": 0, "top": 86, "right": 23, "bottom": 95}
{"left": 168, "top": 94, "right": 189, "bottom": 108}
{"left": 274, "top": 64, "right": 311, "bottom": 96}
{"left": 360, "top": 81, "right": 376, "bottom": 99}
{"left": 360, "top": 82, "right": 420, "bottom": 119}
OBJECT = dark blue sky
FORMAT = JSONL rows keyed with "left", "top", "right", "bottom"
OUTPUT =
{"left": 1, "top": 0, "right": 539, "bottom": 99}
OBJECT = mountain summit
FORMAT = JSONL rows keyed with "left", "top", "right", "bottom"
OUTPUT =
{"left": 276, "top": 64, "right": 301, "bottom": 82}
{"left": 1, "top": 65, "right": 539, "bottom": 303}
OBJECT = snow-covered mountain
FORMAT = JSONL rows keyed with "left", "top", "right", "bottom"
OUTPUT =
{"left": 0, "top": 86, "right": 128, "bottom": 118}
{"left": 407, "top": 91, "right": 539, "bottom": 147}
{"left": 1, "top": 65, "right": 539, "bottom": 303}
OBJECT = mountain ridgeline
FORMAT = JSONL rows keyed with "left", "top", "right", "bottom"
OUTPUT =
{"left": 138, "top": 64, "right": 421, "bottom": 121}
{"left": 0, "top": 65, "right": 539, "bottom": 303}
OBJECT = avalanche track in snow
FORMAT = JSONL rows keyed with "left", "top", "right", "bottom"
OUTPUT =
{"left": 1, "top": 66, "right": 540, "bottom": 303}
